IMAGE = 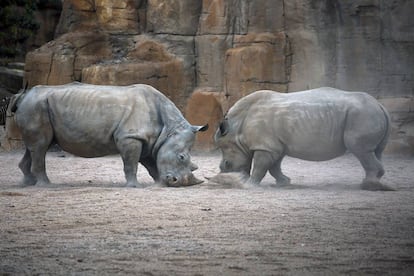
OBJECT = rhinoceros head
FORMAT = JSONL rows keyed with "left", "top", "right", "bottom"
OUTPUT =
{"left": 214, "top": 119, "right": 252, "bottom": 175}
{"left": 156, "top": 124, "right": 208, "bottom": 187}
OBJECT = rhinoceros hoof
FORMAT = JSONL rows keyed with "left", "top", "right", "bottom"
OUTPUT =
{"left": 361, "top": 180, "right": 395, "bottom": 191}
{"left": 22, "top": 176, "right": 36, "bottom": 186}
{"left": 242, "top": 179, "right": 261, "bottom": 189}
{"left": 126, "top": 182, "right": 139, "bottom": 188}
{"left": 276, "top": 177, "right": 291, "bottom": 187}
{"left": 35, "top": 180, "right": 51, "bottom": 187}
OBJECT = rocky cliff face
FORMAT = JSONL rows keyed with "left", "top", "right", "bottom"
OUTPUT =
{"left": 22, "top": 0, "right": 414, "bottom": 153}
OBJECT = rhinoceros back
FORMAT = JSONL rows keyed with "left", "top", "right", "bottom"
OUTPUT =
{"left": 227, "top": 88, "right": 389, "bottom": 161}
{"left": 17, "top": 83, "right": 161, "bottom": 158}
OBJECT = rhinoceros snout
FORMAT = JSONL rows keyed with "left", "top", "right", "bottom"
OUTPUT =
{"left": 219, "top": 160, "right": 231, "bottom": 172}
{"left": 164, "top": 173, "right": 179, "bottom": 186}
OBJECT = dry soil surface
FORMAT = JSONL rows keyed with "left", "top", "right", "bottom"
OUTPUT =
{"left": 1, "top": 150, "right": 413, "bottom": 275}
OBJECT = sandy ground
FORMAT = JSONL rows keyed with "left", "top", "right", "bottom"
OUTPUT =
{"left": 0, "top": 150, "right": 413, "bottom": 275}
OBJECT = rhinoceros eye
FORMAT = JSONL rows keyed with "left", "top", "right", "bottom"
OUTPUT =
{"left": 178, "top": 153, "right": 187, "bottom": 162}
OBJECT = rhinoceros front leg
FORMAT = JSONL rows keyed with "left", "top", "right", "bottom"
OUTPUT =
{"left": 140, "top": 157, "right": 159, "bottom": 182}
{"left": 269, "top": 156, "right": 291, "bottom": 186}
{"left": 245, "top": 150, "right": 275, "bottom": 187}
{"left": 117, "top": 138, "right": 143, "bottom": 188}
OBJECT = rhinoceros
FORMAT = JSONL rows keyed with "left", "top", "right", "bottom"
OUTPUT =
{"left": 214, "top": 87, "right": 393, "bottom": 191}
{"left": 10, "top": 82, "right": 208, "bottom": 187}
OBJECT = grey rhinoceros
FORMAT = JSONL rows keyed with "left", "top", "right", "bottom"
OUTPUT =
{"left": 214, "top": 87, "right": 393, "bottom": 191}
{"left": 10, "top": 82, "right": 207, "bottom": 187}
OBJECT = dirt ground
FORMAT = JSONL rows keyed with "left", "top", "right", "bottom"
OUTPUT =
{"left": 0, "top": 149, "right": 413, "bottom": 275}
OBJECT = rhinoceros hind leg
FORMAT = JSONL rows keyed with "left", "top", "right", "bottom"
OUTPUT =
{"left": 269, "top": 156, "right": 291, "bottom": 186}
{"left": 353, "top": 151, "right": 394, "bottom": 191}
{"left": 30, "top": 147, "right": 51, "bottom": 186}
{"left": 117, "top": 138, "right": 142, "bottom": 188}
{"left": 19, "top": 149, "right": 36, "bottom": 186}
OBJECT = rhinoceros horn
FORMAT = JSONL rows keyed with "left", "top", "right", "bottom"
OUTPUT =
{"left": 187, "top": 173, "right": 204, "bottom": 186}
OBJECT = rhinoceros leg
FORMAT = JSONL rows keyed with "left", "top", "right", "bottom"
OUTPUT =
{"left": 21, "top": 129, "right": 52, "bottom": 186}
{"left": 246, "top": 150, "right": 275, "bottom": 187}
{"left": 116, "top": 138, "right": 142, "bottom": 188}
{"left": 140, "top": 157, "right": 159, "bottom": 181}
{"left": 18, "top": 149, "right": 36, "bottom": 186}
{"left": 352, "top": 151, "right": 393, "bottom": 191}
{"left": 269, "top": 156, "right": 291, "bottom": 186}
{"left": 30, "top": 146, "right": 51, "bottom": 186}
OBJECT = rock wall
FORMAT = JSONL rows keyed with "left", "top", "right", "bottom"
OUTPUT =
{"left": 20, "top": 0, "right": 414, "bottom": 153}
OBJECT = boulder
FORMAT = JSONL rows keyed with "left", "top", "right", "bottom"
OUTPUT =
{"left": 195, "top": 35, "right": 232, "bottom": 90}
{"left": 379, "top": 98, "right": 414, "bottom": 155}
{"left": 82, "top": 37, "right": 188, "bottom": 110}
{"left": 25, "top": 31, "right": 112, "bottom": 87}
{"left": 55, "top": 0, "right": 98, "bottom": 36}
{"left": 185, "top": 89, "right": 224, "bottom": 150}
{"left": 198, "top": 0, "right": 284, "bottom": 35}
{"left": 224, "top": 32, "right": 291, "bottom": 106}
{"left": 147, "top": 0, "right": 202, "bottom": 35}
{"left": 0, "top": 67, "right": 24, "bottom": 93}
{"left": 95, "top": 0, "right": 141, "bottom": 34}
{"left": 82, "top": 60, "right": 186, "bottom": 110}
{"left": 198, "top": 0, "right": 232, "bottom": 35}
{"left": 55, "top": 0, "right": 142, "bottom": 36}
{"left": 1, "top": 104, "right": 23, "bottom": 151}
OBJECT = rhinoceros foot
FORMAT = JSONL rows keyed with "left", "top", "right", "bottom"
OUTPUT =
{"left": 21, "top": 176, "right": 36, "bottom": 186}
{"left": 126, "top": 177, "right": 146, "bottom": 188}
{"left": 361, "top": 180, "right": 395, "bottom": 191}
{"left": 22, "top": 176, "right": 51, "bottom": 187}
{"left": 37, "top": 182, "right": 51, "bottom": 187}
{"left": 276, "top": 176, "right": 291, "bottom": 187}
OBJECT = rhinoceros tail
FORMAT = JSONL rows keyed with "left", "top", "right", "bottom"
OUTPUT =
{"left": 9, "top": 82, "right": 29, "bottom": 113}
{"left": 375, "top": 103, "right": 391, "bottom": 161}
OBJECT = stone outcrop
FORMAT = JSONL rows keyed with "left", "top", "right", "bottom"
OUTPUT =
{"left": 15, "top": 0, "right": 414, "bottom": 154}
{"left": 25, "top": 31, "right": 112, "bottom": 86}
{"left": 185, "top": 88, "right": 224, "bottom": 150}
{"left": 0, "top": 64, "right": 24, "bottom": 96}
{"left": 378, "top": 98, "right": 414, "bottom": 154}
{"left": 224, "top": 32, "right": 291, "bottom": 107}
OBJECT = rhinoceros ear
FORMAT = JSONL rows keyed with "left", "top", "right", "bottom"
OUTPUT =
{"left": 192, "top": 124, "right": 209, "bottom": 133}
{"left": 218, "top": 119, "right": 229, "bottom": 136}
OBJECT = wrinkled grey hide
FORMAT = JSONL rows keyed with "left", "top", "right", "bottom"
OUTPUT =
{"left": 12, "top": 82, "right": 207, "bottom": 187}
{"left": 215, "top": 88, "right": 393, "bottom": 191}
